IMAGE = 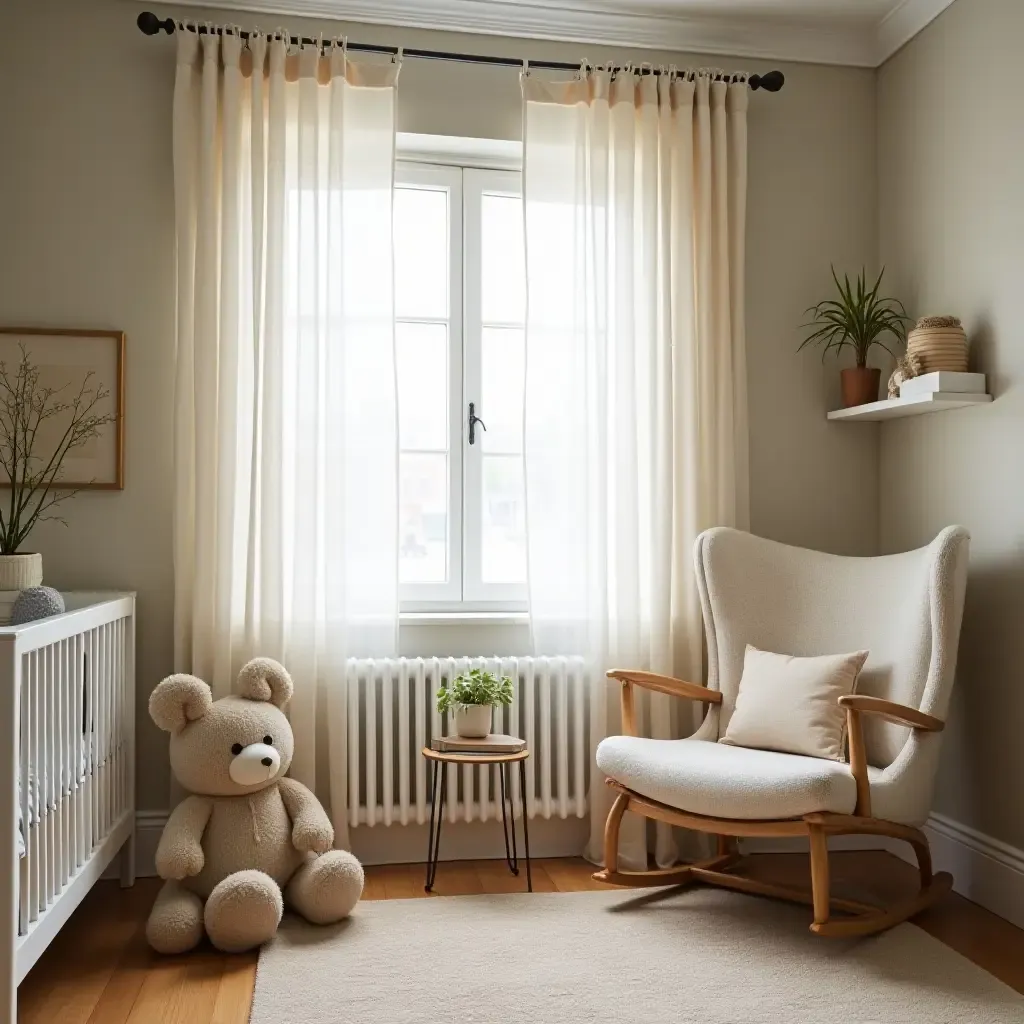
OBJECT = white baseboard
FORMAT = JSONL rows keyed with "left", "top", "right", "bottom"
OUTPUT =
{"left": 743, "top": 813, "right": 1024, "bottom": 931}
{"left": 119, "top": 809, "right": 588, "bottom": 875}
{"left": 351, "top": 816, "right": 588, "bottom": 866}
{"left": 121, "top": 808, "right": 1024, "bottom": 929}
{"left": 914, "top": 813, "right": 1024, "bottom": 931}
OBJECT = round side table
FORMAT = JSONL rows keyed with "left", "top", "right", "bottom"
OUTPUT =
{"left": 421, "top": 746, "right": 532, "bottom": 893}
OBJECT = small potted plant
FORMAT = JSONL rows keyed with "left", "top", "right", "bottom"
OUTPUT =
{"left": 436, "top": 668, "right": 514, "bottom": 739}
{"left": 0, "top": 344, "right": 115, "bottom": 590}
{"left": 799, "top": 267, "right": 910, "bottom": 407}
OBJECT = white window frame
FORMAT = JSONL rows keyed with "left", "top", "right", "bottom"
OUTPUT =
{"left": 396, "top": 161, "right": 464, "bottom": 610}
{"left": 396, "top": 157, "right": 528, "bottom": 614}
{"left": 462, "top": 168, "right": 528, "bottom": 607}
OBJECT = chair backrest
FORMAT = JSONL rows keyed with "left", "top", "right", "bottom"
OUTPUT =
{"left": 694, "top": 527, "right": 969, "bottom": 769}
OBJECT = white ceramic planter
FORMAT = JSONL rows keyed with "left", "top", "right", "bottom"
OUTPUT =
{"left": 453, "top": 703, "right": 492, "bottom": 739}
{"left": 0, "top": 552, "right": 42, "bottom": 591}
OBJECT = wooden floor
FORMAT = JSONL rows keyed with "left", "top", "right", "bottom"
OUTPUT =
{"left": 17, "top": 852, "right": 1024, "bottom": 1022}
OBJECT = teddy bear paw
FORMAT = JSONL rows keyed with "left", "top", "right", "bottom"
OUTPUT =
{"left": 292, "top": 820, "right": 334, "bottom": 855}
{"left": 155, "top": 841, "right": 204, "bottom": 881}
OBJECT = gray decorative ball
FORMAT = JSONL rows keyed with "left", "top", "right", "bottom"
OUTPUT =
{"left": 11, "top": 586, "right": 65, "bottom": 625}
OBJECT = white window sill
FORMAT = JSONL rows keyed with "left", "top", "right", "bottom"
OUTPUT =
{"left": 400, "top": 611, "right": 530, "bottom": 628}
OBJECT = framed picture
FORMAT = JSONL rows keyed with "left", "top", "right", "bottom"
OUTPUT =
{"left": 0, "top": 328, "right": 124, "bottom": 490}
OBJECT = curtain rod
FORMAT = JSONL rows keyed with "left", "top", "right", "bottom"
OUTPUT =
{"left": 136, "top": 11, "right": 785, "bottom": 92}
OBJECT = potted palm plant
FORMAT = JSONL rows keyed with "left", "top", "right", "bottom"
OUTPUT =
{"left": 437, "top": 669, "right": 514, "bottom": 739}
{"left": 0, "top": 345, "right": 115, "bottom": 590}
{"left": 799, "top": 267, "right": 910, "bottom": 407}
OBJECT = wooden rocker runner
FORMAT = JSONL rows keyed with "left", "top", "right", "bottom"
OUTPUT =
{"left": 592, "top": 526, "right": 970, "bottom": 938}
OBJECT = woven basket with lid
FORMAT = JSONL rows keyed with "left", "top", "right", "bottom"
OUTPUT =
{"left": 906, "top": 316, "right": 968, "bottom": 372}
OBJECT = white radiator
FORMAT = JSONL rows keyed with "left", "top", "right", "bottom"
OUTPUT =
{"left": 347, "top": 656, "right": 589, "bottom": 828}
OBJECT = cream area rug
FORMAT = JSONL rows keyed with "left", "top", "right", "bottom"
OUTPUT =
{"left": 251, "top": 888, "right": 1024, "bottom": 1023}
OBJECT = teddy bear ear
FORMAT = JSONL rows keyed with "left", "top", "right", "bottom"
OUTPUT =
{"left": 235, "top": 658, "right": 294, "bottom": 708}
{"left": 149, "top": 674, "right": 213, "bottom": 734}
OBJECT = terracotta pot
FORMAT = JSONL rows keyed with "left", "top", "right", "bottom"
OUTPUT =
{"left": 840, "top": 367, "right": 881, "bottom": 408}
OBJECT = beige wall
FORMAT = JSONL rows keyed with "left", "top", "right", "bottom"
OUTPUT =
{"left": 0, "top": 0, "right": 879, "bottom": 810}
{"left": 878, "top": 0, "right": 1024, "bottom": 849}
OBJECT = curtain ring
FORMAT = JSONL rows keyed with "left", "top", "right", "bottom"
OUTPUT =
{"left": 392, "top": 44, "right": 403, "bottom": 65}
{"left": 522, "top": 57, "right": 529, "bottom": 77}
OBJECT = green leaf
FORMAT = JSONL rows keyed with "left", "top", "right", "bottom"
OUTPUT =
{"left": 798, "top": 266, "right": 909, "bottom": 362}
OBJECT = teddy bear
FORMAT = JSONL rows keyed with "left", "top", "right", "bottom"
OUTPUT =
{"left": 145, "top": 657, "right": 364, "bottom": 954}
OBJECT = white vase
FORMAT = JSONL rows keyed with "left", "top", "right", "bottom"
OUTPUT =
{"left": 453, "top": 703, "right": 492, "bottom": 739}
{"left": 0, "top": 553, "right": 42, "bottom": 591}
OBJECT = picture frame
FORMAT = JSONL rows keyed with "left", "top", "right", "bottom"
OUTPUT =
{"left": 0, "top": 328, "right": 125, "bottom": 490}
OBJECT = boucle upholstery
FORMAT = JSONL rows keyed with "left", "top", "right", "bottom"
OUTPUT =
{"left": 596, "top": 737, "right": 859, "bottom": 819}
{"left": 599, "top": 527, "right": 969, "bottom": 827}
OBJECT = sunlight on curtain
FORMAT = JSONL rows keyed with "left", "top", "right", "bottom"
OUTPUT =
{"left": 521, "top": 69, "right": 750, "bottom": 869}
{"left": 172, "top": 29, "right": 400, "bottom": 847}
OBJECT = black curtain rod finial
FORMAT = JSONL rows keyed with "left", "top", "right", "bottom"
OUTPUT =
{"left": 137, "top": 11, "right": 174, "bottom": 36}
{"left": 749, "top": 70, "right": 785, "bottom": 92}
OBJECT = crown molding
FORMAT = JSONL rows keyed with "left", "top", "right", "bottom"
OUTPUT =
{"left": 163, "top": 0, "right": 878, "bottom": 67}
{"left": 161, "top": 0, "right": 961, "bottom": 69}
{"left": 875, "top": 0, "right": 959, "bottom": 65}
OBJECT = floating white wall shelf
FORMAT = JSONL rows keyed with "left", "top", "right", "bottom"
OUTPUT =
{"left": 827, "top": 392, "right": 992, "bottom": 422}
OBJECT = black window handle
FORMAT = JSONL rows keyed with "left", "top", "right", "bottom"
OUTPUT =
{"left": 468, "top": 402, "right": 487, "bottom": 445}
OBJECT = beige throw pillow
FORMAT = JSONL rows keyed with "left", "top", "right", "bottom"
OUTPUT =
{"left": 720, "top": 645, "right": 869, "bottom": 762}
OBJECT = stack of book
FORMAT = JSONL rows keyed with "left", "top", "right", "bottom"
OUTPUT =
{"left": 431, "top": 734, "right": 526, "bottom": 754}
{"left": 900, "top": 371, "right": 986, "bottom": 400}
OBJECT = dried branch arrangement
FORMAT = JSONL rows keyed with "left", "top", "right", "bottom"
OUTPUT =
{"left": 0, "top": 345, "right": 116, "bottom": 554}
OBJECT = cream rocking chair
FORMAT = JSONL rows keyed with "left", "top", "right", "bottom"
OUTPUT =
{"left": 594, "top": 526, "right": 970, "bottom": 937}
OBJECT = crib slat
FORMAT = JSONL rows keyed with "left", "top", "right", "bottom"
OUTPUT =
{"left": 117, "top": 618, "right": 125, "bottom": 825}
{"left": 101, "top": 623, "right": 110, "bottom": 838}
{"left": 43, "top": 646, "right": 53, "bottom": 911}
{"left": 18, "top": 655, "right": 29, "bottom": 935}
{"left": 30, "top": 650, "right": 41, "bottom": 920}
{"left": 112, "top": 620, "right": 120, "bottom": 827}
{"left": 54, "top": 641, "right": 63, "bottom": 893}
{"left": 62, "top": 639, "right": 72, "bottom": 885}
{"left": 60, "top": 640, "right": 69, "bottom": 892}
{"left": 74, "top": 634, "right": 84, "bottom": 868}
{"left": 88, "top": 627, "right": 97, "bottom": 854}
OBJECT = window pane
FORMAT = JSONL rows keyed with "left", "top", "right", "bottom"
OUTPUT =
{"left": 482, "top": 455, "right": 526, "bottom": 583}
{"left": 397, "top": 322, "right": 448, "bottom": 450}
{"left": 394, "top": 186, "right": 448, "bottom": 320}
{"left": 481, "top": 193, "right": 525, "bottom": 324}
{"left": 400, "top": 452, "right": 448, "bottom": 583}
{"left": 481, "top": 327, "right": 524, "bottom": 454}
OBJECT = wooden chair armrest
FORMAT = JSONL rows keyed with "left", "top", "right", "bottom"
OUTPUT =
{"left": 838, "top": 695, "right": 944, "bottom": 733}
{"left": 840, "top": 695, "right": 944, "bottom": 817}
{"left": 607, "top": 670, "right": 721, "bottom": 737}
{"left": 607, "top": 670, "right": 722, "bottom": 705}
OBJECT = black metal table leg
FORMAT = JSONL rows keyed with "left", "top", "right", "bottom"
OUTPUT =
{"left": 499, "top": 762, "right": 519, "bottom": 875}
{"left": 424, "top": 760, "right": 447, "bottom": 892}
{"left": 519, "top": 758, "right": 532, "bottom": 892}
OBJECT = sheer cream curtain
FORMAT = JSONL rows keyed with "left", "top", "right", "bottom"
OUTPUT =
{"left": 521, "top": 68, "right": 750, "bottom": 869}
{"left": 172, "top": 28, "right": 400, "bottom": 848}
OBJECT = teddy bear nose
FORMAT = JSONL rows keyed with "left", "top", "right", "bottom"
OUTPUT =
{"left": 261, "top": 756, "right": 273, "bottom": 766}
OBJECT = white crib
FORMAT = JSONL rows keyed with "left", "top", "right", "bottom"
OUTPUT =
{"left": 0, "top": 593, "right": 135, "bottom": 1024}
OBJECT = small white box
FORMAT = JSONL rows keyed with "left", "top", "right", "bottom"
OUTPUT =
{"left": 900, "top": 371, "right": 986, "bottom": 398}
